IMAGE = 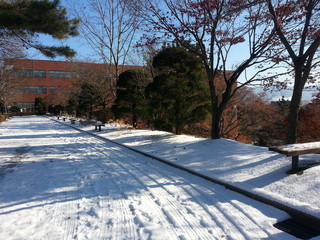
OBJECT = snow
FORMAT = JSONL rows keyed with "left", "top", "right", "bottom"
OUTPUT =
{"left": 85, "top": 124, "right": 320, "bottom": 217}
{"left": 272, "top": 141, "right": 320, "bottom": 152}
{"left": 0, "top": 116, "right": 319, "bottom": 240}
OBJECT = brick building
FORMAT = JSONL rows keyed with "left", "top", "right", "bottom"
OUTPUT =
{"left": 4, "top": 59, "right": 137, "bottom": 112}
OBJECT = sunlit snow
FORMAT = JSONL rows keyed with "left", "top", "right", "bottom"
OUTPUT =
{"left": 0, "top": 116, "right": 319, "bottom": 240}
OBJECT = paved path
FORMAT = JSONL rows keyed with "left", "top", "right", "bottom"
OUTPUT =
{"left": 0, "top": 116, "right": 296, "bottom": 239}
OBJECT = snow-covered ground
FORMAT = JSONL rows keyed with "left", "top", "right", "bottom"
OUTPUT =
{"left": 75, "top": 118, "right": 320, "bottom": 218}
{"left": 0, "top": 116, "right": 319, "bottom": 239}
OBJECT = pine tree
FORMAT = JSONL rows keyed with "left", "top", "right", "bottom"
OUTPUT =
{"left": 112, "top": 69, "right": 152, "bottom": 128}
{"left": 0, "top": 0, "right": 79, "bottom": 58}
{"left": 146, "top": 47, "right": 210, "bottom": 134}
{"left": 76, "top": 83, "right": 97, "bottom": 119}
{"left": 34, "top": 97, "right": 46, "bottom": 115}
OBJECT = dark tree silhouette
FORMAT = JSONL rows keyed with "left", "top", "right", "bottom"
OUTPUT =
{"left": 146, "top": 47, "right": 210, "bottom": 134}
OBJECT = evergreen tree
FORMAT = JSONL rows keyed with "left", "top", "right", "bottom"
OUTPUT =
{"left": 0, "top": 100, "right": 5, "bottom": 114}
{"left": 112, "top": 69, "right": 152, "bottom": 128}
{"left": 146, "top": 47, "right": 210, "bottom": 134}
{"left": 277, "top": 96, "right": 290, "bottom": 116}
{"left": 76, "top": 82, "right": 97, "bottom": 119}
{"left": 48, "top": 104, "right": 64, "bottom": 115}
{"left": 34, "top": 97, "right": 46, "bottom": 115}
{"left": 66, "top": 95, "right": 78, "bottom": 116}
{"left": 9, "top": 105, "right": 20, "bottom": 114}
{"left": 0, "top": 0, "right": 79, "bottom": 58}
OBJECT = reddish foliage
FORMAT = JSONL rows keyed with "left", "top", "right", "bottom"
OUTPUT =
{"left": 298, "top": 102, "right": 320, "bottom": 142}
{"left": 221, "top": 36, "right": 245, "bottom": 45}
{"left": 228, "top": 88, "right": 287, "bottom": 146}
{"left": 312, "top": 89, "right": 320, "bottom": 104}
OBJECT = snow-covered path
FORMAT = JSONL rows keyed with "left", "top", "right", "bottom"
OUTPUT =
{"left": 0, "top": 116, "right": 296, "bottom": 239}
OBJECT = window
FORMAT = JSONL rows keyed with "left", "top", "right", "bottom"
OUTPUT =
{"left": 33, "top": 70, "right": 46, "bottom": 78}
{"left": 50, "top": 86, "right": 58, "bottom": 93}
{"left": 15, "top": 102, "right": 35, "bottom": 112}
{"left": 22, "top": 86, "right": 47, "bottom": 94}
{"left": 49, "top": 71, "right": 75, "bottom": 78}
{"left": 4, "top": 65, "right": 13, "bottom": 70}
{"left": 17, "top": 69, "right": 46, "bottom": 78}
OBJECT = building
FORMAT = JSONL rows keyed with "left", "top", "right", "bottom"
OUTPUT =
{"left": 4, "top": 59, "right": 138, "bottom": 112}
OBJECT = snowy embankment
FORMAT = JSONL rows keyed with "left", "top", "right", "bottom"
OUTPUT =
{"left": 74, "top": 119, "right": 320, "bottom": 219}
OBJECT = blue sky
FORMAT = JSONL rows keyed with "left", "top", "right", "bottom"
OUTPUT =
{"left": 28, "top": 0, "right": 318, "bottom": 101}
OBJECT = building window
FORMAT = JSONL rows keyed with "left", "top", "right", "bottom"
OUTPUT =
{"left": 15, "top": 102, "right": 35, "bottom": 112}
{"left": 22, "top": 86, "right": 47, "bottom": 94}
{"left": 50, "top": 86, "right": 58, "bottom": 93}
{"left": 33, "top": 70, "right": 46, "bottom": 78}
{"left": 17, "top": 69, "right": 46, "bottom": 78}
{"left": 4, "top": 65, "right": 14, "bottom": 70}
{"left": 49, "top": 71, "right": 75, "bottom": 78}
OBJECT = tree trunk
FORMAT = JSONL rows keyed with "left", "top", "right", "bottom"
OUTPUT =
{"left": 212, "top": 108, "right": 222, "bottom": 139}
{"left": 132, "top": 104, "right": 137, "bottom": 128}
{"left": 286, "top": 89, "right": 302, "bottom": 144}
{"left": 285, "top": 69, "right": 307, "bottom": 144}
{"left": 206, "top": 69, "right": 221, "bottom": 139}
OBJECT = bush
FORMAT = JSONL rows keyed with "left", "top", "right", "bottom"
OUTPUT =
{"left": 34, "top": 97, "right": 46, "bottom": 115}
{"left": 10, "top": 106, "right": 20, "bottom": 113}
{"left": 48, "top": 104, "right": 64, "bottom": 115}
{"left": 0, "top": 115, "right": 9, "bottom": 122}
{"left": 93, "top": 108, "right": 113, "bottom": 123}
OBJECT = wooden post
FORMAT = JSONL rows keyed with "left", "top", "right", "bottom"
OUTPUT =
{"left": 292, "top": 156, "right": 299, "bottom": 170}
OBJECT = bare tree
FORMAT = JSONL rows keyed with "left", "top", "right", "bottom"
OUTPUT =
{"left": 135, "top": 0, "right": 279, "bottom": 139}
{"left": 0, "top": 35, "right": 26, "bottom": 113}
{"left": 71, "top": 62, "right": 115, "bottom": 110}
{"left": 68, "top": 0, "right": 142, "bottom": 95}
{"left": 266, "top": 0, "right": 320, "bottom": 144}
